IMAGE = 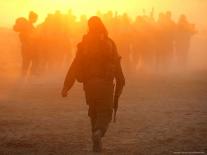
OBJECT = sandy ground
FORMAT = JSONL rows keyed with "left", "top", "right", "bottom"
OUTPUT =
{"left": 0, "top": 72, "right": 206, "bottom": 155}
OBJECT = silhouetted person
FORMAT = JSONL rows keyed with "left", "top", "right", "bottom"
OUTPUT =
{"left": 175, "top": 14, "right": 196, "bottom": 69}
{"left": 164, "top": 11, "right": 176, "bottom": 66}
{"left": 132, "top": 16, "right": 145, "bottom": 71}
{"left": 156, "top": 12, "right": 176, "bottom": 72}
{"left": 61, "top": 16, "right": 125, "bottom": 152}
{"left": 13, "top": 11, "right": 38, "bottom": 77}
{"left": 133, "top": 15, "right": 156, "bottom": 72}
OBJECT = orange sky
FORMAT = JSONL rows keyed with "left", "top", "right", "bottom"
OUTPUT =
{"left": 1, "top": 0, "right": 207, "bottom": 28}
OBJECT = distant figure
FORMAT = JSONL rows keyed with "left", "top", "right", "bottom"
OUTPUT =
{"left": 116, "top": 13, "right": 132, "bottom": 71}
{"left": 61, "top": 16, "right": 125, "bottom": 152}
{"left": 13, "top": 11, "right": 38, "bottom": 76}
{"left": 175, "top": 15, "right": 196, "bottom": 69}
{"left": 164, "top": 11, "right": 176, "bottom": 67}
{"left": 156, "top": 12, "right": 176, "bottom": 72}
{"left": 133, "top": 15, "right": 156, "bottom": 72}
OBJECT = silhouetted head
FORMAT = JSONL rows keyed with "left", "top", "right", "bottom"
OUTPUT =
{"left": 29, "top": 11, "right": 38, "bottom": 23}
{"left": 13, "top": 17, "right": 28, "bottom": 32}
{"left": 166, "top": 11, "right": 172, "bottom": 19}
{"left": 88, "top": 16, "right": 108, "bottom": 37}
{"left": 179, "top": 14, "right": 187, "bottom": 22}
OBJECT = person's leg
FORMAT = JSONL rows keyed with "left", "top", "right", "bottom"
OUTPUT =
{"left": 95, "top": 105, "right": 113, "bottom": 137}
{"left": 84, "top": 80, "right": 114, "bottom": 152}
{"left": 21, "top": 46, "right": 32, "bottom": 77}
{"left": 90, "top": 117, "right": 96, "bottom": 134}
{"left": 22, "top": 55, "right": 31, "bottom": 77}
{"left": 91, "top": 96, "right": 113, "bottom": 152}
{"left": 88, "top": 109, "right": 103, "bottom": 152}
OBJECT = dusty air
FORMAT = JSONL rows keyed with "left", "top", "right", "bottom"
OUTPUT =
{"left": 0, "top": 0, "right": 206, "bottom": 154}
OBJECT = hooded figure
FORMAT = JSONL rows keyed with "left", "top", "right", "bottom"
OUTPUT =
{"left": 62, "top": 16, "right": 125, "bottom": 152}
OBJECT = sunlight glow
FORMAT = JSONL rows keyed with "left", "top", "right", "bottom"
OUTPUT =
{"left": 0, "top": 0, "right": 206, "bottom": 28}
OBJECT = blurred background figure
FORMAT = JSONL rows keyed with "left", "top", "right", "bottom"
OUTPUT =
{"left": 156, "top": 12, "right": 176, "bottom": 73}
{"left": 13, "top": 11, "right": 38, "bottom": 77}
{"left": 175, "top": 14, "right": 197, "bottom": 70}
{"left": 12, "top": 10, "right": 197, "bottom": 77}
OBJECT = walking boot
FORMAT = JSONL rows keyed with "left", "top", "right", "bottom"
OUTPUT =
{"left": 92, "top": 130, "right": 102, "bottom": 152}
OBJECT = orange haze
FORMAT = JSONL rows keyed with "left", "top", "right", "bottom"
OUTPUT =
{"left": 0, "top": 0, "right": 207, "bottom": 29}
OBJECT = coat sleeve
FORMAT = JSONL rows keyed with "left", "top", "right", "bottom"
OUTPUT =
{"left": 62, "top": 43, "right": 82, "bottom": 91}
{"left": 111, "top": 40, "right": 125, "bottom": 88}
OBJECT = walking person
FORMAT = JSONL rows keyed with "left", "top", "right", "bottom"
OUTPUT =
{"left": 61, "top": 16, "right": 125, "bottom": 152}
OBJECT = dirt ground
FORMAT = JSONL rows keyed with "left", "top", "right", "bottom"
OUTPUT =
{"left": 0, "top": 71, "right": 206, "bottom": 155}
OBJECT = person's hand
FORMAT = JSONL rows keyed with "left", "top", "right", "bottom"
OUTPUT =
{"left": 61, "top": 88, "right": 68, "bottom": 98}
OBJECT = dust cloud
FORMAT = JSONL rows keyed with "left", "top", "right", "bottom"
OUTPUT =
{"left": 0, "top": 9, "right": 207, "bottom": 154}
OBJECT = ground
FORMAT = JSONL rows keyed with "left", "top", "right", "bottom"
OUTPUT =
{"left": 0, "top": 71, "right": 206, "bottom": 155}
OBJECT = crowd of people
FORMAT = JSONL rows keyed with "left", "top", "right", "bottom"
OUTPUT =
{"left": 13, "top": 10, "right": 196, "bottom": 77}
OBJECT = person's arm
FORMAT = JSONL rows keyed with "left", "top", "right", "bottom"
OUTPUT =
{"left": 61, "top": 59, "right": 77, "bottom": 97}
{"left": 61, "top": 44, "right": 81, "bottom": 97}
{"left": 112, "top": 40, "right": 125, "bottom": 89}
{"left": 111, "top": 40, "right": 125, "bottom": 122}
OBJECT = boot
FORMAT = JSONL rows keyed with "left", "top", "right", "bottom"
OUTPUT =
{"left": 92, "top": 130, "right": 102, "bottom": 152}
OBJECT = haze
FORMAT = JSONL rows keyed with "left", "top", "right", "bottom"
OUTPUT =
{"left": 1, "top": 0, "right": 207, "bottom": 28}
{"left": 0, "top": 0, "right": 207, "bottom": 154}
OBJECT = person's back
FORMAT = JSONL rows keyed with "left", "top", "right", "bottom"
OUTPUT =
{"left": 75, "top": 34, "right": 119, "bottom": 82}
{"left": 62, "top": 16, "right": 125, "bottom": 152}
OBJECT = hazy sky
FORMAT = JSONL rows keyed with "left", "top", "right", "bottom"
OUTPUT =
{"left": 0, "top": 0, "right": 207, "bottom": 28}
